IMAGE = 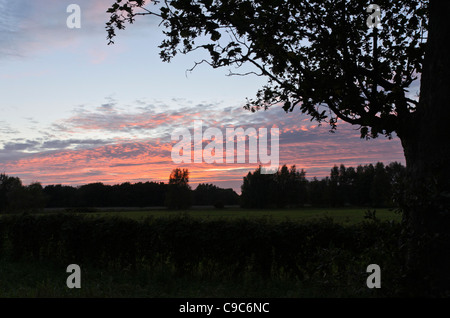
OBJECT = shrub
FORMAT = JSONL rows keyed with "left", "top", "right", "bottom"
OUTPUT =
{"left": 0, "top": 213, "right": 404, "bottom": 295}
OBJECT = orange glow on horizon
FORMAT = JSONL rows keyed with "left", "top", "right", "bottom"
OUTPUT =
{"left": 1, "top": 118, "right": 405, "bottom": 193}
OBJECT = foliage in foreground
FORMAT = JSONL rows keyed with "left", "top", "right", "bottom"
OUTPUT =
{"left": 0, "top": 213, "right": 407, "bottom": 297}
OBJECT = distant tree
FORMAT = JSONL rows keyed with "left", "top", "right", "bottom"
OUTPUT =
{"left": 77, "top": 183, "right": 109, "bottom": 207}
{"left": 274, "top": 165, "right": 307, "bottom": 207}
{"left": 385, "top": 161, "right": 407, "bottom": 206}
{"left": 308, "top": 177, "right": 327, "bottom": 206}
{"left": 343, "top": 166, "right": 357, "bottom": 205}
{"left": 0, "top": 174, "right": 24, "bottom": 213}
{"left": 370, "top": 162, "right": 391, "bottom": 207}
{"left": 241, "top": 165, "right": 307, "bottom": 208}
{"left": 0, "top": 175, "right": 46, "bottom": 213}
{"left": 165, "top": 168, "right": 192, "bottom": 209}
{"left": 354, "top": 164, "right": 375, "bottom": 206}
{"left": 273, "top": 165, "right": 290, "bottom": 208}
{"left": 290, "top": 166, "right": 308, "bottom": 206}
{"left": 240, "top": 166, "right": 276, "bottom": 208}
{"left": 25, "top": 182, "right": 46, "bottom": 212}
{"left": 114, "top": 182, "right": 134, "bottom": 207}
{"left": 194, "top": 183, "right": 218, "bottom": 205}
{"left": 328, "top": 166, "right": 342, "bottom": 207}
{"left": 43, "top": 184, "right": 78, "bottom": 208}
{"left": 337, "top": 164, "right": 354, "bottom": 205}
{"left": 43, "top": 181, "right": 168, "bottom": 208}
{"left": 145, "top": 182, "right": 168, "bottom": 206}
{"left": 305, "top": 162, "right": 405, "bottom": 207}
{"left": 193, "top": 183, "right": 238, "bottom": 207}
{"left": 0, "top": 174, "right": 13, "bottom": 213}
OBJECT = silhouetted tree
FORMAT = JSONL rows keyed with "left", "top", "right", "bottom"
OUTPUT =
{"left": 288, "top": 165, "right": 308, "bottom": 206}
{"left": 343, "top": 166, "right": 357, "bottom": 205}
{"left": 24, "top": 182, "right": 46, "bottom": 212}
{"left": 43, "top": 184, "right": 78, "bottom": 208}
{"left": 370, "top": 162, "right": 391, "bottom": 207}
{"left": 0, "top": 174, "right": 24, "bottom": 213}
{"left": 165, "top": 168, "right": 192, "bottom": 209}
{"left": 240, "top": 166, "right": 276, "bottom": 208}
{"left": 241, "top": 165, "right": 307, "bottom": 208}
{"left": 308, "top": 177, "right": 327, "bottom": 206}
{"left": 193, "top": 183, "right": 239, "bottom": 207}
{"left": 0, "top": 175, "right": 46, "bottom": 213}
{"left": 273, "top": 165, "right": 307, "bottom": 207}
{"left": 328, "top": 166, "right": 342, "bottom": 207}
{"left": 305, "top": 162, "right": 401, "bottom": 207}
{"left": 43, "top": 181, "right": 168, "bottom": 208}
{"left": 273, "top": 165, "right": 290, "bottom": 208}
{"left": 77, "top": 182, "right": 109, "bottom": 207}
{"left": 386, "top": 161, "right": 407, "bottom": 206}
{"left": 354, "top": 164, "right": 375, "bottom": 206}
{"left": 106, "top": 0, "right": 449, "bottom": 294}
{"left": 194, "top": 183, "right": 218, "bottom": 205}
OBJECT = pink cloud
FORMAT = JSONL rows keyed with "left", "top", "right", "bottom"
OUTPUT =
{"left": 1, "top": 100, "right": 406, "bottom": 193}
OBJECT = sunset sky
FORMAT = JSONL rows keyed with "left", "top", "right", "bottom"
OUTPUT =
{"left": 0, "top": 0, "right": 411, "bottom": 193}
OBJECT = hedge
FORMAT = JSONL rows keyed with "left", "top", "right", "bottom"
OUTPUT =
{"left": 0, "top": 213, "right": 404, "bottom": 286}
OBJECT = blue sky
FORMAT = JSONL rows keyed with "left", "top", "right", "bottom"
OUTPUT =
{"left": 0, "top": 0, "right": 408, "bottom": 193}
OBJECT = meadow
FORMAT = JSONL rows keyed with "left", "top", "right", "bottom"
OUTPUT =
{"left": 81, "top": 206, "right": 401, "bottom": 225}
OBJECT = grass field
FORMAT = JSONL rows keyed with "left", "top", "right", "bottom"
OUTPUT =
{"left": 82, "top": 206, "right": 402, "bottom": 225}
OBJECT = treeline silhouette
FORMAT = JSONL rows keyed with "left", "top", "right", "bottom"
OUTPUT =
{"left": 44, "top": 182, "right": 167, "bottom": 208}
{"left": 0, "top": 174, "right": 46, "bottom": 213}
{"left": 0, "top": 161, "right": 405, "bottom": 213}
{"left": 43, "top": 182, "right": 240, "bottom": 209}
{"left": 241, "top": 162, "right": 406, "bottom": 208}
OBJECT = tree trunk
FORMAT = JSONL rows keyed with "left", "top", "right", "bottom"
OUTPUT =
{"left": 397, "top": 0, "right": 450, "bottom": 297}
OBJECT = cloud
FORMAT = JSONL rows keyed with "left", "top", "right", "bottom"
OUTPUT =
{"left": 52, "top": 99, "right": 249, "bottom": 140}
{"left": 1, "top": 138, "right": 111, "bottom": 152}
{"left": 0, "top": 140, "right": 175, "bottom": 186}
{"left": 52, "top": 98, "right": 299, "bottom": 144}
{"left": 0, "top": 121, "right": 20, "bottom": 135}
{"left": 2, "top": 140, "right": 39, "bottom": 151}
{"left": 41, "top": 139, "right": 110, "bottom": 150}
{"left": 0, "top": 98, "right": 406, "bottom": 192}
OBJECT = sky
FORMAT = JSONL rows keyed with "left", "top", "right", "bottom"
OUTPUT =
{"left": 0, "top": 0, "right": 410, "bottom": 193}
